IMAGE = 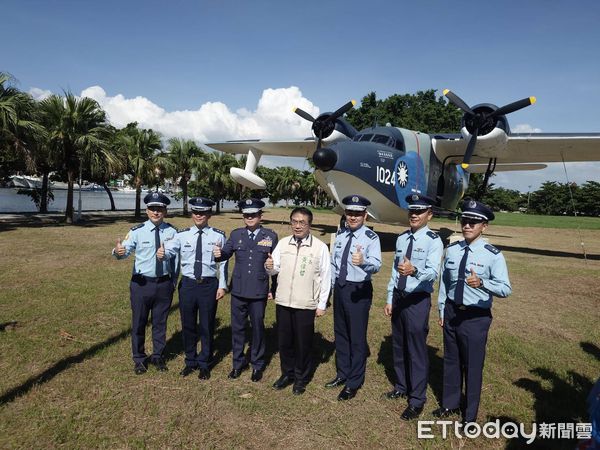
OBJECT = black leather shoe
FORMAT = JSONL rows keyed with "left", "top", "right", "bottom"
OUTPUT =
{"left": 324, "top": 376, "right": 346, "bottom": 388}
{"left": 337, "top": 387, "right": 358, "bottom": 401}
{"left": 179, "top": 366, "right": 197, "bottom": 377}
{"left": 385, "top": 389, "right": 406, "bottom": 400}
{"left": 198, "top": 368, "right": 210, "bottom": 380}
{"left": 272, "top": 375, "right": 295, "bottom": 390}
{"left": 134, "top": 362, "right": 147, "bottom": 375}
{"left": 228, "top": 368, "right": 242, "bottom": 379}
{"left": 401, "top": 405, "right": 424, "bottom": 420}
{"left": 432, "top": 407, "right": 461, "bottom": 418}
{"left": 251, "top": 369, "right": 263, "bottom": 382}
{"left": 292, "top": 384, "right": 306, "bottom": 395}
{"left": 150, "top": 358, "right": 168, "bottom": 372}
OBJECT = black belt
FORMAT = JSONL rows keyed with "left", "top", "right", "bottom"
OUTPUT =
{"left": 393, "top": 288, "right": 429, "bottom": 299}
{"left": 132, "top": 274, "right": 171, "bottom": 283}
{"left": 448, "top": 299, "right": 491, "bottom": 315}
{"left": 185, "top": 276, "right": 217, "bottom": 284}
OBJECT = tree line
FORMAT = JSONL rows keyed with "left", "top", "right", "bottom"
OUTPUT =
{"left": 2, "top": 72, "right": 598, "bottom": 220}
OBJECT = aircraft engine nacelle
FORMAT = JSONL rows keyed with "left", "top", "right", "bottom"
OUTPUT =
{"left": 460, "top": 103, "right": 510, "bottom": 158}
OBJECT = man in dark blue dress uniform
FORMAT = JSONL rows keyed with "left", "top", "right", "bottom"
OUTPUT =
{"left": 213, "top": 198, "right": 278, "bottom": 382}
{"left": 112, "top": 192, "right": 178, "bottom": 374}
{"left": 434, "top": 200, "right": 512, "bottom": 423}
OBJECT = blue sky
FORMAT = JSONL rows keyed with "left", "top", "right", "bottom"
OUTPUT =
{"left": 3, "top": 0, "right": 600, "bottom": 191}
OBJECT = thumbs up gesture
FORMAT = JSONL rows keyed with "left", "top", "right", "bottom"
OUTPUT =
{"left": 466, "top": 268, "right": 481, "bottom": 288}
{"left": 397, "top": 256, "right": 414, "bottom": 276}
{"left": 351, "top": 244, "right": 364, "bottom": 265}
{"left": 156, "top": 242, "right": 165, "bottom": 261}
{"left": 115, "top": 238, "right": 126, "bottom": 256}
{"left": 264, "top": 252, "right": 274, "bottom": 271}
{"left": 212, "top": 241, "right": 222, "bottom": 259}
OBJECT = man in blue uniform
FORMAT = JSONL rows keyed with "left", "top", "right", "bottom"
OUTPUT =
{"left": 434, "top": 200, "right": 512, "bottom": 423}
{"left": 112, "top": 192, "right": 178, "bottom": 375}
{"left": 160, "top": 197, "right": 228, "bottom": 380}
{"left": 327, "top": 195, "right": 382, "bottom": 401}
{"left": 213, "top": 198, "right": 278, "bottom": 382}
{"left": 383, "top": 194, "right": 443, "bottom": 420}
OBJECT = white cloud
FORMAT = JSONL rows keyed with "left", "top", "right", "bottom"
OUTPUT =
{"left": 512, "top": 123, "right": 542, "bottom": 133}
{"left": 78, "top": 85, "right": 318, "bottom": 142}
{"left": 28, "top": 87, "right": 52, "bottom": 101}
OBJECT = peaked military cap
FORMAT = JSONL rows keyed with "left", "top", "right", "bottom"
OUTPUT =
{"left": 144, "top": 191, "right": 170, "bottom": 207}
{"left": 341, "top": 194, "right": 371, "bottom": 212}
{"left": 239, "top": 198, "right": 265, "bottom": 214}
{"left": 405, "top": 193, "right": 436, "bottom": 210}
{"left": 189, "top": 197, "right": 215, "bottom": 212}
{"left": 461, "top": 199, "right": 495, "bottom": 221}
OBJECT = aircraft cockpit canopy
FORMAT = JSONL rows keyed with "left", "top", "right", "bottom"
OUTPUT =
{"left": 352, "top": 129, "right": 405, "bottom": 152}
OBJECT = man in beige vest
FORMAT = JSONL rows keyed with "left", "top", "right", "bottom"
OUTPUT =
{"left": 265, "top": 207, "right": 331, "bottom": 395}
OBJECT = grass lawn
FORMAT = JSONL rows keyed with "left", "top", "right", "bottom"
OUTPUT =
{"left": 0, "top": 209, "right": 598, "bottom": 449}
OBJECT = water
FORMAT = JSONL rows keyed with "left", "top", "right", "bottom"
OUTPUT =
{"left": 0, "top": 188, "right": 238, "bottom": 213}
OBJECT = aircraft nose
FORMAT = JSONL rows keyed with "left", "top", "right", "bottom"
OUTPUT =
{"left": 312, "top": 146, "right": 337, "bottom": 171}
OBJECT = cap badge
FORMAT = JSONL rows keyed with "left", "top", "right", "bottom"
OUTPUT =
{"left": 352, "top": 196, "right": 359, "bottom": 203}
{"left": 412, "top": 194, "right": 419, "bottom": 201}
{"left": 153, "top": 193, "right": 159, "bottom": 198}
{"left": 469, "top": 200, "right": 477, "bottom": 208}
{"left": 246, "top": 199, "right": 252, "bottom": 205}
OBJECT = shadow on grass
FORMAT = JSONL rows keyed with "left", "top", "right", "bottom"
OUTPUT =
{"left": 376, "top": 337, "right": 444, "bottom": 403}
{"left": 496, "top": 244, "right": 599, "bottom": 260}
{"left": 0, "top": 328, "right": 131, "bottom": 407}
{"left": 513, "top": 364, "right": 593, "bottom": 449}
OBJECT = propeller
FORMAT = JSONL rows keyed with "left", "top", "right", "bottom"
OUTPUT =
{"left": 443, "top": 89, "right": 536, "bottom": 169}
{"left": 294, "top": 100, "right": 356, "bottom": 171}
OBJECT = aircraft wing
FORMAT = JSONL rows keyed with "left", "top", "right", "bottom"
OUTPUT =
{"left": 204, "top": 138, "right": 316, "bottom": 157}
{"left": 432, "top": 133, "right": 600, "bottom": 165}
{"left": 466, "top": 163, "right": 547, "bottom": 173}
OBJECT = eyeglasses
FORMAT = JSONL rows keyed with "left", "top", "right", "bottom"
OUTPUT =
{"left": 460, "top": 218, "right": 484, "bottom": 227}
{"left": 243, "top": 213, "right": 259, "bottom": 219}
{"left": 147, "top": 206, "right": 165, "bottom": 212}
{"left": 408, "top": 209, "right": 429, "bottom": 215}
{"left": 192, "top": 211, "right": 210, "bottom": 216}
{"left": 290, "top": 219, "right": 309, "bottom": 227}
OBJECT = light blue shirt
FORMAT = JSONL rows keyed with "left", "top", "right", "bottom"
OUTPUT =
{"left": 331, "top": 225, "right": 382, "bottom": 286}
{"left": 112, "top": 220, "right": 178, "bottom": 277}
{"left": 386, "top": 225, "right": 443, "bottom": 304}
{"left": 164, "top": 225, "right": 228, "bottom": 289}
{"left": 437, "top": 237, "right": 512, "bottom": 319}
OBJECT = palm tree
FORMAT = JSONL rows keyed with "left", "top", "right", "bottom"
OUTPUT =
{"left": 272, "top": 166, "right": 302, "bottom": 207}
{"left": 117, "top": 124, "right": 162, "bottom": 218}
{"left": 163, "top": 138, "right": 204, "bottom": 215}
{"left": 195, "top": 151, "right": 237, "bottom": 214}
{"left": 39, "top": 93, "right": 108, "bottom": 223}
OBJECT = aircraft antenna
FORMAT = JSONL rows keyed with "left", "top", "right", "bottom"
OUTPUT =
{"left": 560, "top": 155, "right": 588, "bottom": 263}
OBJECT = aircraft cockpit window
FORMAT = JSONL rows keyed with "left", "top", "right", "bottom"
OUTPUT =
{"left": 372, "top": 134, "right": 391, "bottom": 144}
{"left": 359, "top": 134, "right": 374, "bottom": 142}
{"left": 352, "top": 134, "right": 362, "bottom": 142}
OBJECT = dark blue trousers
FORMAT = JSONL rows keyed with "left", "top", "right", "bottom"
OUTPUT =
{"left": 333, "top": 280, "right": 373, "bottom": 390}
{"left": 276, "top": 305, "right": 314, "bottom": 386}
{"left": 178, "top": 277, "right": 218, "bottom": 369}
{"left": 442, "top": 301, "right": 492, "bottom": 422}
{"left": 391, "top": 289, "right": 431, "bottom": 408}
{"left": 231, "top": 294, "right": 267, "bottom": 370}
{"left": 129, "top": 275, "right": 173, "bottom": 364}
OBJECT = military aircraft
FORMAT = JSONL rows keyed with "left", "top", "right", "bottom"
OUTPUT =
{"left": 205, "top": 90, "right": 600, "bottom": 225}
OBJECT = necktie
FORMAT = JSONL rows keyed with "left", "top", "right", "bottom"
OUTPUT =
{"left": 249, "top": 231, "right": 255, "bottom": 241}
{"left": 155, "top": 226, "right": 163, "bottom": 277}
{"left": 454, "top": 246, "right": 470, "bottom": 305}
{"left": 396, "top": 235, "right": 414, "bottom": 291}
{"left": 338, "top": 232, "right": 354, "bottom": 285}
{"left": 194, "top": 230, "right": 203, "bottom": 280}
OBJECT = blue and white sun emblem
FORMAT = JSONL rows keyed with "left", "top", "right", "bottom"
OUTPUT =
{"left": 397, "top": 161, "right": 409, "bottom": 188}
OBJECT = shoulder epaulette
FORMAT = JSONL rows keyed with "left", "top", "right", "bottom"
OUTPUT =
{"left": 212, "top": 228, "right": 226, "bottom": 236}
{"left": 336, "top": 228, "right": 346, "bottom": 235}
{"left": 365, "top": 229, "right": 378, "bottom": 240}
{"left": 448, "top": 241, "right": 460, "bottom": 248}
{"left": 164, "top": 223, "right": 175, "bottom": 229}
{"left": 485, "top": 244, "right": 501, "bottom": 255}
{"left": 398, "top": 230, "right": 410, "bottom": 237}
{"left": 177, "top": 227, "right": 190, "bottom": 233}
{"left": 426, "top": 231, "right": 439, "bottom": 239}
{"left": 130, "top": 223, "right": 144, "bottom": 231}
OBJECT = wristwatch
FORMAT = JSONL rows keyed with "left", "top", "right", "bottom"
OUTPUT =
{"left": 412, "top": 267, "right": 419, "bottom": 277}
